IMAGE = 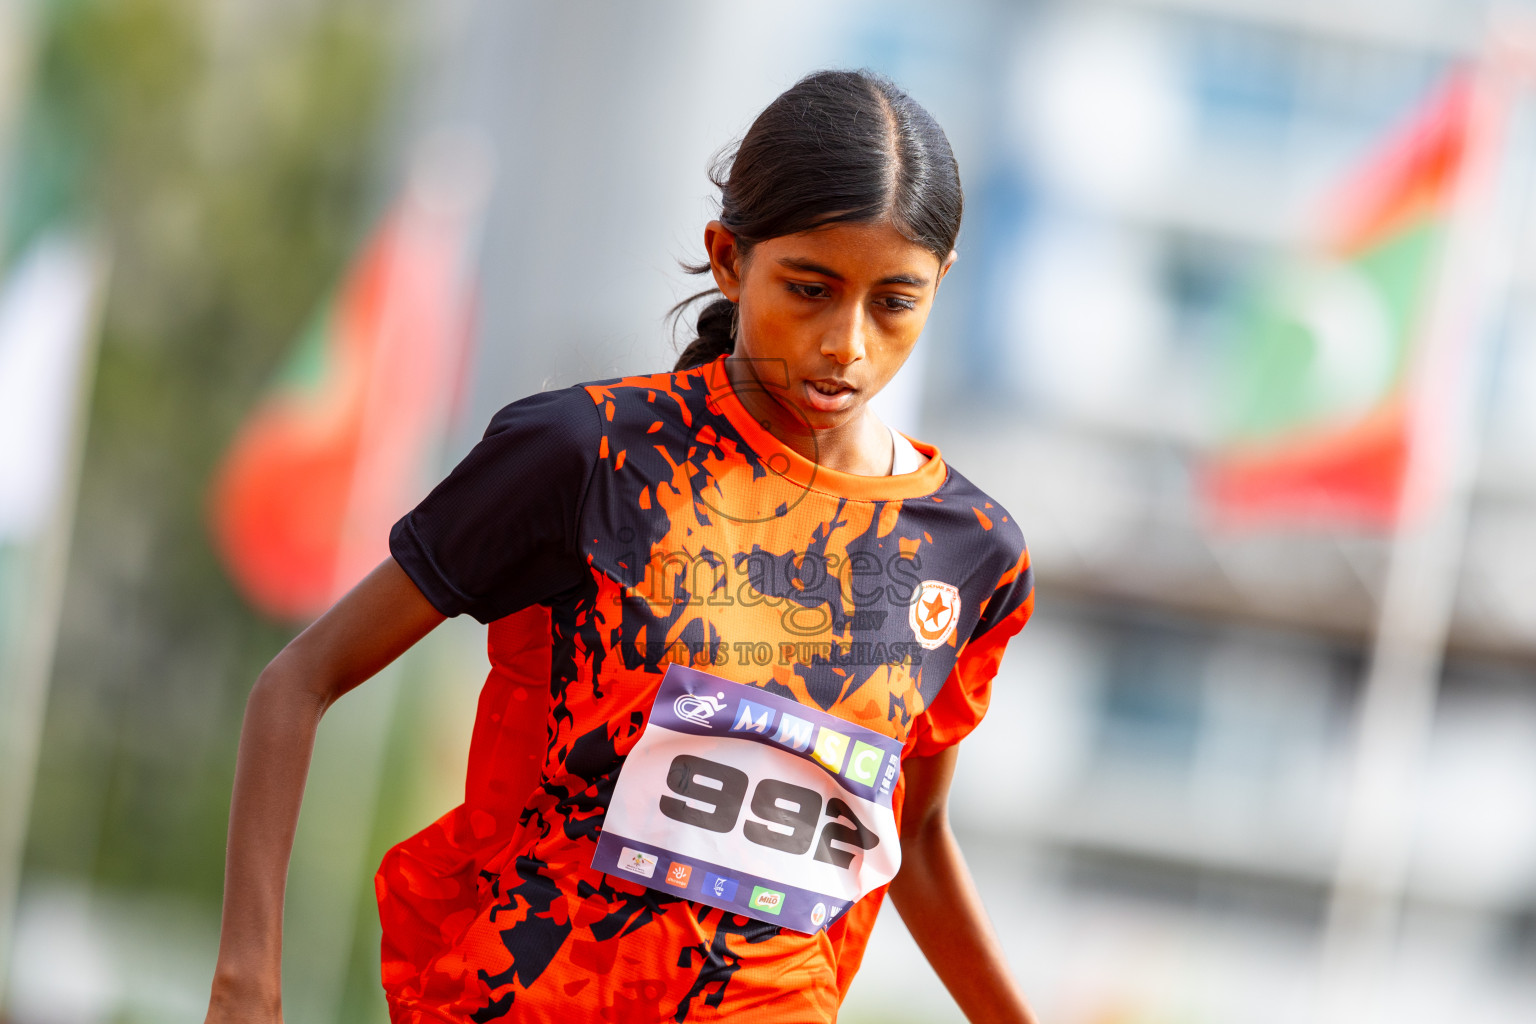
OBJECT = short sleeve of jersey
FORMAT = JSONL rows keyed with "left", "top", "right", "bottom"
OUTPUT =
{"left": 389, "top": 386, "right": 602, "bottom": 624}
{"left": 908, "top": 541, "right": 1034, "bottom": 758}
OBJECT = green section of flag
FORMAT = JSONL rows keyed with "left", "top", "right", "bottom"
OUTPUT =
{"left": 272, "top": 301, "right": 338, "bottom": 397}
{"left": 1225, "top": 220, "right": 1441, "bottom": 442}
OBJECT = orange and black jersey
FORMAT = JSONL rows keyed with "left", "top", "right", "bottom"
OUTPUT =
{"left": 379, "top": 356, "right": 1033, "bottom": 1023}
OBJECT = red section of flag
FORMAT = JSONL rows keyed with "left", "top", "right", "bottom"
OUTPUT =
{"left": 1203, "top": 75, "right": 1473, "bottom": 530}
{"left": 1205, "top": 401, "right": 1409, "bottom": 529}
{"left": 1329, "top": 76, "right": 1472, "bottom": 256}
{"left": 210, "top": 192, "right": 477, "bottom": 619}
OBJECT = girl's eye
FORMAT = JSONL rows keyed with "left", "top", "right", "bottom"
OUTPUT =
{"left": 787, "top": 282, "right": 829, "bottom": 299}
{"left": 880, "top": 296, "right": 918, "bottom": 313}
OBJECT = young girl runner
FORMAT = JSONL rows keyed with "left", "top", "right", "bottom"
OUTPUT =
{"left": 205, "top": 69, "right": 1037, "bottom": 1024}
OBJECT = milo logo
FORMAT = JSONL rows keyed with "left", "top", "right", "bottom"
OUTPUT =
{"left": 749, "top": 885, "right": 784, "bottom": 915}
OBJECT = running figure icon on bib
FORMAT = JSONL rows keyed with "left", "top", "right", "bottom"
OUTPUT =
{"left": 593, "top": 664, "right": 904, "bottom": 934}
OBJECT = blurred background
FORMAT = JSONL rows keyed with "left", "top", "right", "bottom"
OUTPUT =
{"left": 5, "top": 0, "right": 1536, "bottom": 1021}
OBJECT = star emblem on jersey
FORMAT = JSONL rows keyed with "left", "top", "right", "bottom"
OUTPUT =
{"left": 908, "top": 580, "right": 960, "bottom": 650}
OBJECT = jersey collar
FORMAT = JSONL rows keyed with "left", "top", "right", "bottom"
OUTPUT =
{"left": 701, "top": 354, "right": 948, "bottom": 502}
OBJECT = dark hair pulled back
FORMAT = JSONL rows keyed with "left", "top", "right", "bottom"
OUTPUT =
{"left": 672, "top": 69, "right": 964, "bottom": 371}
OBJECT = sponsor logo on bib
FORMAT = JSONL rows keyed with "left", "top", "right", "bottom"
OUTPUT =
{"left": 772, "top": 712, "right": 815, "bottom": 752}
{"left": 811, "top": 727, "right": 850, "bottom": 772}
{"left": 845, "top": 741, "right": 885, "bottom": 786}
{"left": 731, "top": 699, "right": 775, "bottom": 734}
{"left": 704, "top": 872, "right": 739, "bottom": 901}
{"left": 674, "top": 691, "right": 728, "bottom": 727}
{"left": 810, "top": 902, "right": 827, "bottom": 927}
{"left": 665, "top": 862, "right": 693, "bottom": 888}
{"left": 618, "top": 848, "right": 657, "bottom": 878}
{"left": 909, "top": 580, "right": 960, "bottom": 650}
{"left": 750, "top": 886, "right": 785, "bottom": 914}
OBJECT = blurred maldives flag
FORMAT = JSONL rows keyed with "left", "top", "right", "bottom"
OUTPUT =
{"left": 210, "top": 133, "right": 492, "bottom": 620}
{"left": 1204, "top": 74, "right": 1474, "bottom": 529}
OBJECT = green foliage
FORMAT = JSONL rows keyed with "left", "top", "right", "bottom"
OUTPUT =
{"left": 20, "top": 0, "right": 399, "bottom": 906}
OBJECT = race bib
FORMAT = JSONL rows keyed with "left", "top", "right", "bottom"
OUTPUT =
{"left": 592, "top": 664, "right": 903, "bottom": 934}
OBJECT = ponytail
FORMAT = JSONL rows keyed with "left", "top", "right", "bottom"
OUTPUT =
{"left": 671, "top": 294, "right": 736, "bottom": 371}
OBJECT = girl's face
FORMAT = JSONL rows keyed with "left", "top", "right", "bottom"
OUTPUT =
{"left": 705, "top": 218, "right": 956, "bottom": 437}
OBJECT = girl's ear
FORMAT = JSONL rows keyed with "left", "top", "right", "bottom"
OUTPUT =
{"left": 935, "top": 249, "right": 958, "bottom": 289}
{"left": 704, "top": 221, "right": 744, "bottom": 302}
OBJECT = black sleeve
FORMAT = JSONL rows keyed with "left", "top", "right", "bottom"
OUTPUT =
{"left": 971, "top": 532, "right": 1033, "bottom": 645}
{"left": 389, "top": 386, "right": 602, "bottom": 623}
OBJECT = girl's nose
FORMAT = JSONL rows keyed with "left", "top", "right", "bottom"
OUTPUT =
{"left": 821, "top": 303, "right": 868, "bottom": 365}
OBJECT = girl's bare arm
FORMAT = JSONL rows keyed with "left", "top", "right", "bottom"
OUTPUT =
{"left": 888, "top": 746, "right": 1038, "bottom": 1024}
{"left": 204, "top": 557, "right": 445, "bottom": 1023}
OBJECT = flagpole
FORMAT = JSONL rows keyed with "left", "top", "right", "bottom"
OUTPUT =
{"left": 0, "top": 10, "right": 41, "bottom": 993}
{"left": 0, "top": 0, "right": 39, "bottom": 249}
{"left": 1318, "top": 32, "right": 1535, "bottom": 1024}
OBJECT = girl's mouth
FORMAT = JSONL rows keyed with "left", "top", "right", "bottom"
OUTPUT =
{"left": 802, "top": 378, "right": 857, "bottom": 413}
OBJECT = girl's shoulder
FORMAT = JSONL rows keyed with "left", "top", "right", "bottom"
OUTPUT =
{"left": 482, "top": 382, "right": 605, "bottom": 441}
{"left": 577, "top": 362, "right": 721, "bottom": 430}
{"left": 932, "top": 459, "right": 1024, "bottom": 533}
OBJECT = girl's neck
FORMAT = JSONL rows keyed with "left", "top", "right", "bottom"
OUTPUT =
{"left": 724, "top": 358, "right": 894, "bottom": 476}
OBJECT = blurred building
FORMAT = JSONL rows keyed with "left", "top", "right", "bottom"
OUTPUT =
{"left": 923, "top": 3, "right": 1536, "bottom": 1024}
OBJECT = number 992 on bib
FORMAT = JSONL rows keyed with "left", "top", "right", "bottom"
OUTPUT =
{"left": 593, "top": 665, "right": 905, "bottom": 934}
